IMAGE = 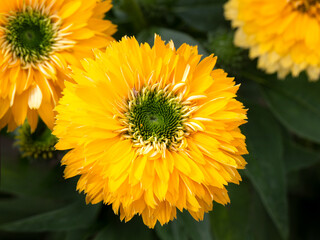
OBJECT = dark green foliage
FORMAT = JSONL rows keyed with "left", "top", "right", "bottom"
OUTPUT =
{"left": 1, "top": 0, "right": 319, "bottom": 240}
{"left": 242, "top": 105, "right": 288, "bottom": 239}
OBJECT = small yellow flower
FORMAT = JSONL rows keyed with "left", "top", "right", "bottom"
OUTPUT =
{"left": 225, "top": 0, "right": 320, "bottom": 80}
{"left": 0, "top": 0, "right": 116, "bottom": 131}
{"left": 53, "top": 35, "right": 248, "bottom": 228}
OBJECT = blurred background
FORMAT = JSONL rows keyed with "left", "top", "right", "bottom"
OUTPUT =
{"left": 1, "top": 0, "right": 319, "bottom": 239}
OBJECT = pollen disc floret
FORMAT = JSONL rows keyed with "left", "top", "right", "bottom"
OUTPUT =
{"left": 225, "top": 0, "right": 320, "bottom": 80}
{"left": 122, "top": 86, "right": 190, "bottom": 154}
{"left": 4, "top": 7, "right": 58, "bottom": 66}
{"left": 289, "top": 0, "right": 320, "bottom": 15}
{"left": 53, "top": 35, "right": 248, "bottom": 228}
{"left": 0, "top": 0, "right": 116, "bottom": 132}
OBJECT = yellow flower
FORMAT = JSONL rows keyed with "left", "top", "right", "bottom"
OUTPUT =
{"left": 53, "top": 35, "right": 248, "bottom": 228}
{"left": 225, "top": 0, "right": 320, "bottom": 80}
{"left": 0, "top": 0, "right": 116, "bottom": 131}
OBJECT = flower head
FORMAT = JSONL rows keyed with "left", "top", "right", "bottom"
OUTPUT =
{"left": 225, "top": 0, "right": 320, "bottom": 80}
{"left": 53, "top": 35, "right": 248, "bottom": 228}
{"left": 0, "top": 0, "right": 116, "bottom": 131}
{"left": 15, "top": 121, "right": 57, "bottom": 159}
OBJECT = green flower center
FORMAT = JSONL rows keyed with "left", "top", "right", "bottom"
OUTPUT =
{"left": 4, "top": 7, "right": 57, "bottom": 64}
{"left": 125, "top": 87, "right": 189, "bottom": 148}
{"left": 289, "top": 0, "right": 320, "bottom": 14}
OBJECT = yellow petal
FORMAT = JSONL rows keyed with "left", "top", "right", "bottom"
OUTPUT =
{"left": 28, "top": 85, "right": 43, "bottom": 109}
{"left": 59, "top": 0, "right": 82, "bottom": 19}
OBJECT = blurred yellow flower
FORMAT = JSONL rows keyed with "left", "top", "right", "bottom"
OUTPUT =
{"left": 0, "top": 0, "right": 116, "bottom": 131}
{"left": 225, "top": 0, "right": 320, "bottom": 80}
{"left": 53, "top": 35, "right": 248, "bottom": 228}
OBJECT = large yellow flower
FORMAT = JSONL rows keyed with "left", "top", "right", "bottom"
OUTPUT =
{"left": 225, "top": 0, "right": 320, "bottom": 80}
{"left": 0, "top": 0, "right": 116, "bottom": 131}
{"left": 53, "top": 35, "right": 248, "bottom": 228}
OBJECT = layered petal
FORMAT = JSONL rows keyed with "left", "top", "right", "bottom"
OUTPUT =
{"left": 225, "top": 0, "right": 320, "bottom": 80}
{"left": 53, "top": 35, "right": 248, "bottom": 228}
{"left": 0, "top": 0, "right": 116, "bottom": 131}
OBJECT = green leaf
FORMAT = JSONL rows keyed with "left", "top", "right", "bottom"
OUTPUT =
{"left": 261, "top": 73, "right": 320, "bottom": 144}
{"left": 0, "top": 202, "right": 101, "bottom": 232}
{"left": 284, "top": 140, "right": 320, "bottom": 173}
{"left": 155, "top": 220, "right": 188, "bottom": 240}
{"left": 94, "top": 217, "right": 153, "bottom": 240}
{"left": 65, "top": 228, "right": 97, "bottom": 240}
{"left": 249, "top": 188, "right": 283, "bottom": 240}
{"left": 242, "top": 105, "right": 289, "bottom": 239}
{"left": 94, "top": 225, "right": 118, "bottom": 240}
{"left": 210, "top": 182, "right": 253, "bottom": 240}
{"left": 179, "top": 212, "right": 213, "bottom": 240}
{"left": 173, "top": 0, "right": 226, "bottom": 32}
{"left": 0, "top": 156, "right": 78, "bottom": 201}
{"left": 155, "top": 212, "right": 212, "bottom": 240}
{"left": 137, "top": 27, "right": 208, "bottom": 56}
{"left": 0, "top": 196, "right": 62, "bottom": 224}
{"left": 211, "top": 181, "right": 282, "bottom": 240}
{"left": 119, "top": 0, "right": 147, "bottom": 31}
